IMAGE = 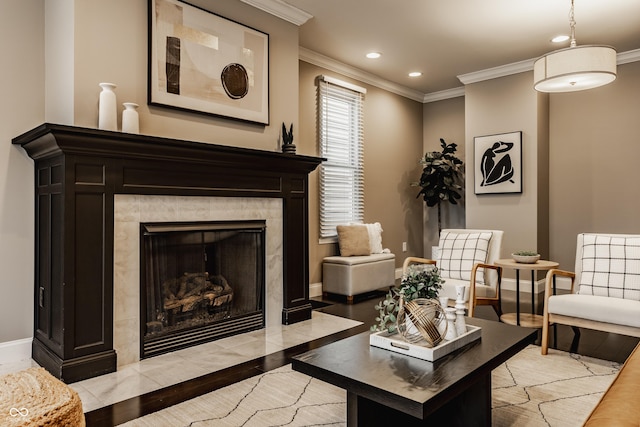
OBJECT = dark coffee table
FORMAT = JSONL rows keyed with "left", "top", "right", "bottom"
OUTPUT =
{"left": 292, "top": 317, "right": 536, "bottom": 426}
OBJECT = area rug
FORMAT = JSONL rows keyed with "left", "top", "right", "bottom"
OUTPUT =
{"left": 492, "top": 345, "right": 620, "bottom": 426}
{"left": 119, "top": 345, "right": 620, "bottom": 427}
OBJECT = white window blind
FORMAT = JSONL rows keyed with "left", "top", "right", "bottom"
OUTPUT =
{"left": 318, "top": 76, "right": 365, "bottom": 239}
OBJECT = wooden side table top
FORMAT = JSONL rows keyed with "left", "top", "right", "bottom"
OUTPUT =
{"left": 494, "top": 258, "right": 559, "bottom": 270}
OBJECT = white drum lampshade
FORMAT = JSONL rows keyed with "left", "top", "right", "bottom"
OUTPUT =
{"left": 533, "top": 45, "right": 617, "bottom": 93}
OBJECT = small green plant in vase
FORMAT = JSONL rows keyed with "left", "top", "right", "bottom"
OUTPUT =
{"left": 371, "top": 264, "right": 443, "bottom": 333}
{"left": 513, "top": 250, "right": 538, "bottom": 256}
{"left": 511, "top": 250, "right": 541, "bottom": 264}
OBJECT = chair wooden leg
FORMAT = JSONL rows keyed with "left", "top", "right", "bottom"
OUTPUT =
{"left": 541, "top": 320, "right": 549, "bottom": 355}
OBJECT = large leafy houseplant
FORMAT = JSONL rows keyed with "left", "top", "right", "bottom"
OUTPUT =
{"left": 416, "top": 138, "right": 464, "bottom": 234}
{"left": 371, "top": 264, "right": 443, "bottom": 333}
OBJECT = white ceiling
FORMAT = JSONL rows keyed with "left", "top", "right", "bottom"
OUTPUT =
{"left": 282, "top": 0, "right": 640, "bottom": 96}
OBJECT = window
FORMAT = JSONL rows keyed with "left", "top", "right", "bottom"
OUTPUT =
{"left": 318, "top": 75, "right": 366, "bottom": 240}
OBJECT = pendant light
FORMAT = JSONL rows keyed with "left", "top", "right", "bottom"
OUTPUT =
{"left": 533, "top": 0, "right": 616, "bottom": 93}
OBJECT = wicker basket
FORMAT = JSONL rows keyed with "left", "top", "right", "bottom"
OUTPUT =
{"left": 0, "top": 367, "right": 85, "bottom": 426}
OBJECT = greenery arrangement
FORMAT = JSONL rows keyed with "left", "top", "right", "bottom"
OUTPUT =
{"left": 513, "top": 250, "right": 539, "bottom": 256}
{"left": 415, "top": 138, "right": 464, "bottom": 233}
{"left": 371, "top": 264, "right": 444, "bottom": 333}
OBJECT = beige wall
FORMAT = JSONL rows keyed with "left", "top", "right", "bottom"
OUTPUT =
{"left": 3, "top": 0, "right": 638, "bottom": 348}
{"left": 70, "top": 0, "right": 299, "bottom": 151}
{"left": 299, "top": 61, "right": 424, "bottom": 283}
{"left": 422, "top": 96, "right": 466, "bottom": 256}
{"left": 1, "top": 0, "right": 424, "bottom": 345}
{"left": 434, "top": 62, "right": 640, "bottom": 270}
{"left": 0, "top": 0, "right": 43, "bottom": 342}
{"left": 465, "top": 72, "right": 549, "bottom": 262}
{"left": 549, "top": 61, "right": 640, "bottom": 269}
{"left": 0, "top": 0, "right": 299, "bottom": 346}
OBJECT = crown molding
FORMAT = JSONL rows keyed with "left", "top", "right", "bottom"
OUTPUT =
{"left": 457, "top": 58, "right": 535, "bottom": 85}
{"left": 240, "top": 0, "right": 312, "bottom": 26}
{"left": 299, "top": 46, "right": 640, "bottom": 103}
{"left": 457, "top": 49, "right": 640, "bottom": 86}
{"left": 423, "top": 87, "right": 465, "bottom": 103}
{"left": 299, "top": 47, "right": 425, "bottom": 102}
{"left": 617, "top": 48, "right": 640, "bottom": 65}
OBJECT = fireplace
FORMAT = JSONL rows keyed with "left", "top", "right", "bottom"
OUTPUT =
{"left": 13, "top": 123, "right": 322, "bottom": 382}
{"left": 140, "top": 220, "right": 266, "bottom": 358}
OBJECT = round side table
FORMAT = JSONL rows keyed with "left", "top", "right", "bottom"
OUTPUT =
{"left": 494, "top": 258, "right": 559, "bottom": 328}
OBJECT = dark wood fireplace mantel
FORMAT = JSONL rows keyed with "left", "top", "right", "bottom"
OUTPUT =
{"left": 13, "top": 123, "right": 323, "bottom": 382}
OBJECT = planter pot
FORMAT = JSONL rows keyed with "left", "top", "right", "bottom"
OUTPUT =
{"left": 512, "top": 253, "right": 540, "bottom": 264}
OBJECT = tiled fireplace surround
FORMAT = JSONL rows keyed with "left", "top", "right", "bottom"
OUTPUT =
{"left": 13, "top": 124, "right": 322, "bottom": 382}
{"left": 114, "top": 195, "right": 283, "bottom": 367}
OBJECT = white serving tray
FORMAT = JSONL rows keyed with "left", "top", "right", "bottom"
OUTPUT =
{"left": 369, "top": 324, "right": 481, "bottom": 361}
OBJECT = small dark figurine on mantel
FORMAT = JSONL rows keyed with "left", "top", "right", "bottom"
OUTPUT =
{"left": 281, "top": 122, "right": 296, "bottom": 154}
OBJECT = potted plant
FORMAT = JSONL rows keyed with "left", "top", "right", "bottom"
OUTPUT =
{"left": 415, "top": 138, "right": 464, "bottom": 234}
{"left": 511, "top": 250, "right": 540, "bottom": 264}
{"left": 371, "top": 264, "right": 443, "bottom": 333}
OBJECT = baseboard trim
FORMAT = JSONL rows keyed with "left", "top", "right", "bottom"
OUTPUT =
{"left": 309, "top": 282, "right": 322, "bottom": 298}
{"left": 0, "top": 338, "right": 32, "bottom": 364}
{"left": 314, "top": 274, "right": 572, "bottom": 298}
{"left": 500, "top": 275, "right": 572, "bottom": 294}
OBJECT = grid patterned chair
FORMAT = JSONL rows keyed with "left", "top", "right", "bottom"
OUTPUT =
{"left": 541, "top": 233, "right": 640, "bottom": 355}
{"left": 403, "top": 229, "right": 504, "bottom": 317}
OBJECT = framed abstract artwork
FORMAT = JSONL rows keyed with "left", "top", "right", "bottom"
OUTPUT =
{"left": 149, "top": 0, "right": 270, "bottom": 124}
{"left": 474, "top": 131, "right": 522, "bottom": 194}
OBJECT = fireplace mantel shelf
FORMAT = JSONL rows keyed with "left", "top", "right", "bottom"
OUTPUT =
{"left": 13, "top": 123, "right": 323, "bottom": 382}
{"left": 14, "top": 123, "right": 323, "bottom": 174}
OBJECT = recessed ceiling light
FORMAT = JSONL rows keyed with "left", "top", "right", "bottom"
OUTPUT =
{"left": 366, "top": 52, "right": 381, "bottom": 59}
{"left": 408, "top": 72, "right": 422, "bottom": 77}
{"left": 551, "top": 35, "right": 570, "bottom": 43}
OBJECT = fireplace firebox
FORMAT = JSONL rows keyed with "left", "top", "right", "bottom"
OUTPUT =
{"left": 141, "top": 221, "right": 266, "bottom": 358}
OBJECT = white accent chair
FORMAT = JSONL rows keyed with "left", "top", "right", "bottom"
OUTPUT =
{"left": 541, "top": 233, "right": 640, "bottom": 355}
{"left": 402, "top": 229, "right": 504, "bottom": 317}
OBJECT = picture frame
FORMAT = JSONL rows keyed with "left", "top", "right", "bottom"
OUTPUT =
{"left": 474, "top": 131, "right": 522, "bottom": 194}
{"left": 149, "top": 0, "right": 269, "bottom": 124}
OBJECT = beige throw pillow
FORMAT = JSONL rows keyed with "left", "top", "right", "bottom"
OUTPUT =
{"left": 337, "top": 225, "right": 371, "bottom": 256}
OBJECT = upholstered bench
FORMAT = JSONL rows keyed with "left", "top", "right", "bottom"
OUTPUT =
{"left": 323, "top": 253, "right": 396, "bottom": 303}
{"left": 583, "top": 342, "right": 640, "bottom": 426}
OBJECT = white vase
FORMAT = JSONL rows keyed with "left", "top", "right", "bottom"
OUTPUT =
{"left": 98, "top": 83, "right": 117, "bottom": 131}
{"left": 444, "top": 307, "right": 458, "bottom": 341}
{"left": 439, "top": 296, "right": 449, "bottom": 309}
{"left": 122, "top": 102, "right": 139, "bottom": 134}
{"left": 455, "top": 308, "right": 467, "bottom": 336}
{"left": 455, "top": 285, "right": 467, "bottom": 304}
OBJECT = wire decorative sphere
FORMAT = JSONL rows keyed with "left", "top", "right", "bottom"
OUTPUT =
{"left": 397, "top": 298, "right": 447, "bottom": 347}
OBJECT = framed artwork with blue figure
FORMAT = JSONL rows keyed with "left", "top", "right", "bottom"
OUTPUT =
{"left": 474, "top": 131, "right": 522, "bottom": 194}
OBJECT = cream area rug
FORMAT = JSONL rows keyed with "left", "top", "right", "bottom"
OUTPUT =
{"left": 120, "top": 345, "right": 620, "bottom": 427}
{"left": 492, "top": 345, "right": 620, "bottom": 426}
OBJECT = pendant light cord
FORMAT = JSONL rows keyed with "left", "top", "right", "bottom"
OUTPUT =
{"left": 569, "top": 0, "right": 577, "bottom": 48}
